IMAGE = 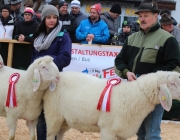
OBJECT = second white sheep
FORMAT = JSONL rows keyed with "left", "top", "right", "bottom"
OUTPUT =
{"left": 43, "top": 71, "right": 180, "bottom": 140}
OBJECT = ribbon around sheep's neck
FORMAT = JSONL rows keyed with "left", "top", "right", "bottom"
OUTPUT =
{"left": 97, "top": 78, "right": 121, "bottom": 112}
{"left": 6, "top": 73, "right": 20, "bottom": 107}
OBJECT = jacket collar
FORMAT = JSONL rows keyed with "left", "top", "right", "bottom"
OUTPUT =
{"left": 88, "top": 16, "right": 101, "bottom": 24}
{"left": 140, "top": 21, "right": 160, "bottom": 34}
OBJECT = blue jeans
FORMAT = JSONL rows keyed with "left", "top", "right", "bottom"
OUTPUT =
{"left": 137, "top": 104, "right": 164, "bottom": 140}
{"left": 36, "top": 110, "right": 57, "bottom": 140}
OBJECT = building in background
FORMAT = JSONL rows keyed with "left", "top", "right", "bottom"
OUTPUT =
{"left": 1, "top": 0, "right": 178, "bottom": 29}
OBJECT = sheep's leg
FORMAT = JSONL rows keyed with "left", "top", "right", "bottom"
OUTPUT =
{"left": 116, "top": 136, "right": 127, "bottom": 140}
{"left": 46, "top": 121, "right": 62, "bottom": 140}
{"left": 26, "top": 119, "right": 38, "bottom": 140}
{"left": 6, "top": 117, "right": 17, "bottom": 140}
{"left": 100, "top": 128, "right": 116, "bottom": 140}
{"left": 56, "top": 128, "right": 70, "bottom": 140}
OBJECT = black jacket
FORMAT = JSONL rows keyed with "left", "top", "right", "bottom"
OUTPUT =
{"left": 14, "top": 19, "right": 39, "bottom": 42}
{"left": 59, "top": 13, "right": 77, "bottom": 42}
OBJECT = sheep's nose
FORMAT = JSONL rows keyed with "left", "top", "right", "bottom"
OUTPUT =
{"left": 55, "top": 75, "right": 60, "bottom": 82}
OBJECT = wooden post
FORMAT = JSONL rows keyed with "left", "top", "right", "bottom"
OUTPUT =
{"left": 7, "top": 42, "right": 14, "bottom": 67}
{"left": 0, "top": 39, "right": 30, "bottom": 67}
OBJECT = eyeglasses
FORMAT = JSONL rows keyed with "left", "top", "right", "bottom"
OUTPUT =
{"left": 89, "top": 12, "right": 98, "bottom": 15}
{"left": 24, "top": 13, "right": 32, "bottom": 16}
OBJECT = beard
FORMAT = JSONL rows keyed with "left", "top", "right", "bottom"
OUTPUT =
{"left": 90, "top": 15, "right": 99, "bottom": 22}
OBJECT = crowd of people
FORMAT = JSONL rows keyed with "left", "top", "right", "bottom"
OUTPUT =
{"left": 0, "top": 0, "right": 180, "bottom": 46}
{"left": 0, "top": 0, "right": 180, "bottom": 139}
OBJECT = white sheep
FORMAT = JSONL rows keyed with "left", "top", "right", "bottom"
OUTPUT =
{"left": 43, "top": 71, "right": 180, "bottom": 140}
{"left": 0, "top": 55, "right": 60, "bottom": 140}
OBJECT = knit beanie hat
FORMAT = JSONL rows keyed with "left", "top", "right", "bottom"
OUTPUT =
{"left": 24, "top": 7, "right": 34, "bottom": 15}
{"left": 71, "top": 0, "right": 80, "bottom": 8}
{"left": 24, "top": 0, "right": 33, "bottom": 7}
{"left": 110, "top": 3, "right": 121, "bottom": 15}
{"left": 41, "top": 5, "right": 59, "bottom": 21}
{"left": 90, "top": 3, "right": 102, "bottom": 15}
{"left": 1, "top": 4, "right": 10, "bottom": 12}
{"left": 10, "top": 0, "right": 22, "bottom": 5}
{"left": 122, "top": 20, "right": 131, "bottom": 27}
{"left": 59, "top": 1, "right": 68, "bottom": 8}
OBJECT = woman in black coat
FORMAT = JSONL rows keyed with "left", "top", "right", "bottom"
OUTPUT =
{"left": 13, "top": 7, "right": 39, "bottom": 70}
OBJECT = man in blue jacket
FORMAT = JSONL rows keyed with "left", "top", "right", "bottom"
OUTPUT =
{"left": 76, "top": 3, "right": 110, "bottom": 44}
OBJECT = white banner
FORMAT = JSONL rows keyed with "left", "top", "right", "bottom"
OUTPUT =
{"left": 64, "top": 44, "right": 122, "bottom": 79}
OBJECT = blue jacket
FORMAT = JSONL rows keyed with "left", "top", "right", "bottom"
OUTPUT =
{"left": 32, "top": 32, "right": 72, "bottom": 71}
{"left": 76, "top": 17, "right": 110, "bottom": 44}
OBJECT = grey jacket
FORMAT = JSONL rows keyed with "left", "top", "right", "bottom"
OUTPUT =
{"left": 100, "top": 11, "right": 118, "bottom": 38}
{"left": 171, "top": 25, "right": 180, "bottom": 47}
{"left": 70, "top": 11, "right": 87, "bottom": 26}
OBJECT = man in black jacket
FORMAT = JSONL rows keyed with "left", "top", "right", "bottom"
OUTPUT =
{"left": 58, "top": 1, "right": 77, "bottom": 42}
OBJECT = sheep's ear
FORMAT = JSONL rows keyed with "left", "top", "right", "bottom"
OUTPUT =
{"left": 158, "top": 84, "right": 172, "bottom": 112}
{"left": 32, "top": 69, "right": 41, "bottom": 92}
{"left": 49, "top": 81, "right": 56, "bottom": 91}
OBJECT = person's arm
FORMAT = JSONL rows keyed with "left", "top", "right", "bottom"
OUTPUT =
{"left": 153, "top": 37, "right": 180, "bottom": 72}
{"left": 173, "top": 28, "right": 180, "bottom": 47}
{"left": 49, "top": 33, "right": 72, "bottom": 69}
{"left": 14, "top": 23, "right": 20, "bottom": 40}
{"left": 76, "top": 22, "right": 87, "bottom": 41}
{"left": 101, "top": 16, "right": 115, "bottom": 37}
{"left": 93, "top": 23, "right": 110, "bottom": 44}
{"left": 115, "top": 40, "right": 130, "bottom": 78}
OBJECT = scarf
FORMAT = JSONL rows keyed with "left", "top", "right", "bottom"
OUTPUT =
{"left": 34, "top": 21, "right": 62, "bottom": 52}
{"left": 0, "top": 15, "right": 13, "bottom": 26}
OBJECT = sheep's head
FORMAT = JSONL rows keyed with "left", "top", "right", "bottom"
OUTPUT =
{"left": 31, "top": 56, "right": 60, "bottom": 92}
{"left": 156, "top": 71, "right": 180, "bottom": 111}
{"left": 0, "top": 55, "right": 4, "bottom": 68}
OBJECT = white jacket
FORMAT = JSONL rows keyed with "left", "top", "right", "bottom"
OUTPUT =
{"left": 0, "top": 19, "right": 14, "bottom": 39}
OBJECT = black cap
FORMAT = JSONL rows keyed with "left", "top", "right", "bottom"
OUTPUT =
{"left": 59, "top": 1, "right": 68, "bottom": 8}
{"left": 110, "top": 3, "right": 121, "bottom": 15}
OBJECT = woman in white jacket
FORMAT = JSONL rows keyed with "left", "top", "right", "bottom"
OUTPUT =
{"left": 0, "top": 4, "right": 15, "bottom": 65}
{"left": 0, "top": 5, "right": 14, "bottom": 39}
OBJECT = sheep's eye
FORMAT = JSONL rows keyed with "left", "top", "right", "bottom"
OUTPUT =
{"left": 42, "top": 66, "right": 48, "bottom": 71}
{"left": 179, "top": 76, "right": 180, "bottom": 79}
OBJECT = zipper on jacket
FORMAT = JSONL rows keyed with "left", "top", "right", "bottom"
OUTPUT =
{"left": 132, "top": 33, "right": 147, "bottom": 73}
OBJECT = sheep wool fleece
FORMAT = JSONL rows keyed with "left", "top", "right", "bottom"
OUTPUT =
{"left": 115, "top": 22, "right": 180, "bottom": 78}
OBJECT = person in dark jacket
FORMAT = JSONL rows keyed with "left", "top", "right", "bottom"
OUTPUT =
{"left": 115, "top": 0, "right": 180, "bottom": 140}
{"left": 9, "top": 0, "right": 23, "bottom": 25}
{"left": 23, "top": 0, "right": 41, "bottom": 24}
{"left": 32, "top": 5, "right": 71, "bottom": 140}
{"left": 12, "top": 7, "right": 39, "bottom": 70}
{"left": 14, "top": 7, "right": 38, "bottom": 42}
{"left": 70, "top": 0, "right": 87, "bottom": 26}
{"left": 58, "top": 1, "right": 77, "bottom": 42}
{"left": 100, "top": 3, "right": 121, "bottom": 44}
{"left": 111, "top": 20, "right": 133, "bottom": 46}
{"left": 160, "top": 9, "right": 177, "bottom": 26}
{"left": 70, "top": 0, "right": 87, "bottom": 42}
{"left": 130, "top": 19, "right": 140, "bottom": 32}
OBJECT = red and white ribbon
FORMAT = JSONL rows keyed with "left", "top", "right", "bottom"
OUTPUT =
{"left": 6, "top": 73, "right": 20, "bottom": 107}
{"left": 97, "top": 78, "right": 121, "bottom": 112}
